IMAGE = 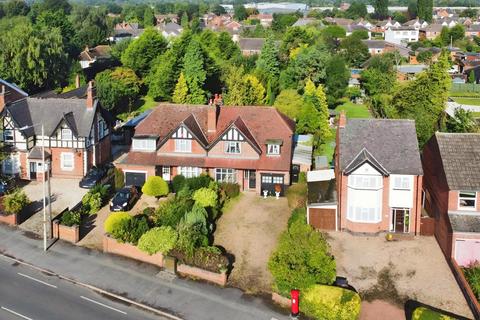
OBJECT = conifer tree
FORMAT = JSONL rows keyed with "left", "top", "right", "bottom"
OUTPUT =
{"left": 172, "top": 72, "right": 188, "bottom": 104}
{"left": 182, "top": 40, "right": 206, "bottom": 104}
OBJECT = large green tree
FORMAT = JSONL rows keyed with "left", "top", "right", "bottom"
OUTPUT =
{"left": 233, "top": 5, "right": 247, "bottom": 21}
{"left": 256, "top": 35, "right": 280, "bottom": 83}
{"left": 417, "top": 0, "right": 433, "bottom": 22}
{"left": 182, "top": 39, "right": 207, "bottom": 104}
{"left": 345, "top": 1, "right": 367, "bottom": 19}
{"left": 374, "top": 0, "right": 389, "bottom": 19}
{"left": 172, "top": 72, "right": 188, "bottom": 104}
{"left": 147, "top": 50, "right": 178, "bottom": 101}
{"left": 95, "top": 67, "right": 141, "bottom": 112}
{"left": 71, "top": 5, "right": 110, "bottom": 47}
{"left": 273, "top": 89, "right": 303, "bottom": 120}
{"left": 325, "top": 56, "right": 349, "bottom": 105}
{"left": 121, "top": 28, "right": 168, "bottom": 76}
{"left": 340, "top": 36, "right": 370, "bottom": 68}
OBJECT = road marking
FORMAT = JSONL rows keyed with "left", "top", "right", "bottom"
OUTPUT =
{"left": 17, "top": 273, "right": 57, "bottom": 289}
{"left": 1, "top": 306, "right": 34, "bottom": 320}
{"left": 80, "top": 296, "right": 127, "bottom": 315}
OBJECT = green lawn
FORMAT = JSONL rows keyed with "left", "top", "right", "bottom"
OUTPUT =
{"left": 412, "top": 307, "right": 455, "bottom": 320}
{"left": 334, "top": 102, "right": 372, "bottom": 118}
{"left": 316, "top": 128, "right": 336, "bottom": 165}
{"left": 117, "top": 95, "right": 159, "bottom": 121}
{"left": 452, "top": 97, "right": 480, "bottom": 106}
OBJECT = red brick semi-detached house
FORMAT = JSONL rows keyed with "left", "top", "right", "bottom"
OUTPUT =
{"left": 422, "top": 133, "right": 480, "bottom": 266}
{"left": 335, "top": 113, "right": 424, "bottom": 234}
{"left": 0, "top": 81, "right": 113, "bottom": 181}
{"left": 115, "top": 103, "right": 295, "bottom": 195}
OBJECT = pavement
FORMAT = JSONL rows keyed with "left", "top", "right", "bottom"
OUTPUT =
{"left": 0, "top": 256, "right": 167, "bottom": 320}
{"left": 0, "top": 224, "right": 289, "bottom": 320}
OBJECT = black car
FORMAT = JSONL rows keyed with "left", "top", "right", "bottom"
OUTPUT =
{"left": 109, "top": 186, "right": 139, "bottom": 211}
{"left": 79, "top": 167, "right": 108, "bottom": 189}
{"left": 0, "top": 175, "right": 15, "bottom": 196}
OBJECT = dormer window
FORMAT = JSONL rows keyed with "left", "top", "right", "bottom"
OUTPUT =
{"left": 61, "top": 128, "right": 72, "bottom": 140}
{"left": 225, "top": 141, "right": 240, "bottom": 154}
{"left": 267, "top": 144, "right": 280, "bottom": 155}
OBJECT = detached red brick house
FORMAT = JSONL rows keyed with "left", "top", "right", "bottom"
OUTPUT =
{"left": 422, "top": 133, "right": 480, "bottom": 266}
{"left": 335, "top": 114, "right": 424, "bottom": 234}
{"left": 0, "top": 81, "right": 112, "bottom": 180}
{"left": 115, "top": 103, "right": 295, "bottom": 195}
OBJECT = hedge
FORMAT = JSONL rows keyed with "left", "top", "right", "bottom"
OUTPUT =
{"left": 301, "top": 285, "right": 361, "bottom": 320}
{"left": 111, "top": 215, "right": 150, "bottom": 245}
{"left": 104, "top": 212, "right": 132, "bottom": 235}
{"left": 60, "top": 210, "right": 81, "bottom": 227}
{"left": 142, "top": 176, "right": 169, "bottom": 197}
{"left": 3, "top": 189, "right": 30, "bottom": 215}
{"left": 219, "top": 182, "right": 240, "bottom": 199}
{"left": 138, "top": 226, "right": 178, "bottom": 255}
{"left": 193, "top": 187, "right": 217, "bottom": 208}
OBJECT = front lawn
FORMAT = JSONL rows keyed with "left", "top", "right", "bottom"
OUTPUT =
{"left": 334, "top": 102, "right": 372, "bottom": 118}
{"left": 451, "top": 97, "right": 480, "bottom": 106}
{"left": 412, "top": 307, "right": 456, "bottom": 320}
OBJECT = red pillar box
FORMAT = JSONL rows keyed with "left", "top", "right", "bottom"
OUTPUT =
{"left": 291, "top": 289, "right": 299, "bottom": 317}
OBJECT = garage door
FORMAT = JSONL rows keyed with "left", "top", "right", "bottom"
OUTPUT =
{"left": 309, "top": 208, "right": 336, "bottom": 230}
{"left": 261, "top": 174, "right": 285, "bottom": 196}
{"left": 455, "top": 239, "right": 480, "bottom": 266}
{"left": 125, "top": 172, "right": 146, "bottom": 187}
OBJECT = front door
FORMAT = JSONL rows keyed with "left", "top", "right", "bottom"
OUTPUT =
{"left": 162, "top": 166, "right": 171, "bottom": 181}
{"left": 29, "top": 162, "right": 37, "bottom": 180}
{"left": 392, "top": 209, "right": 409, "bottom": 233}
{"left": 248, "top": 170, "right": 256, "bottom": 189}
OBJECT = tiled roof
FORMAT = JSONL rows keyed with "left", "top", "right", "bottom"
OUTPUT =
{"left": 79, "top": 45, "right": 111, "bottom": 62}
{"left": 435, "top": 132, "right": 480, "bottom": 190}
{"left": 449, "top": 213, "right": 480, "bottom": 233}
{"left": 339, "top": 119, "right": 423, "bottom": 175}
{"left": 238, "top": 38, "right": 265, "bottom": 51}
{"left": 0, "top": 79, "right": 28, "bottom": 105}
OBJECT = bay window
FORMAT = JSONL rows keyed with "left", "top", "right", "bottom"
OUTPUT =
{"left": 178, "top": 166, "right": 201, "bottom": 178}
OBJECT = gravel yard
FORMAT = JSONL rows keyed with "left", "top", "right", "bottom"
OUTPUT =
{"left": 328, "top": 232, "right": 473, "bottom": 319}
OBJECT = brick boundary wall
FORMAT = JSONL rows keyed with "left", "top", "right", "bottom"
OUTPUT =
{"left": 0, "top": 213, "right": 17, "bottom": 225}
{"left": 176, "top": 264, "right": 227, "bottom": 287}
{"left": 103, "top": 235, "right": 164, "bottom": 268}
{"left": 52, "top": 220, "right": 80, "bottom": 244}
{"left": 272, "top": 292, "right": 291, "bottom": 308}
{"left": 420, "top": 216, "right": 435, "bottom": 236}
{"left": 450, "top": 259, "right": 480, "bottom": 319}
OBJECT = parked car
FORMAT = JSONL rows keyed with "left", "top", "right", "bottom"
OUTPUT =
{"left": 79, "top": 164, "right": 114, "bottom": 189}
{"left": 109, "top": 186, "right": 139, "bottom": 211}
{"left": 0, "top": 175, "right": 15, "bottom": 196}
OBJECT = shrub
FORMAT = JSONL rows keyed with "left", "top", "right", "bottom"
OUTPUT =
{"left": 60, "top": 210, "right": 81, "bottom": 227}
{"left": 181, "top": 204, "right": 209, "bottom": 234}
{"left": 141, "top": 176, "right": 169, "bottom": 198}
{"left": 286, "top": 183, "right": 307, "bottom": 209}
{"left": 155, "top": 196, "right": 193, "bottom": 228}
{"left": 183, "top": 175, "right": 213, "bottom": 191}
{"left": 172, "top": 175, "right": 186, "bottom": 192}
{"left": 288, "top": 207, "right": 307, "bottom": 227}
{"left": 111, "top": 215, "right": 150, "bottom": 245}
{"left": 301, "top": 285, "right": 361, "bottom": 320}
{"left": 219, "top": 182, "right": 240, "bottom": 199}
{"left": 3, "top": 189, "right": 30, "bottom": 215}
{"left": 170, "top": 246, "right": 229, "bottom": 273}
{"left": 114, "top": 168, "right": 124, "bottom": 191}
{"left": 138, "top": 226, "right": 178, "bottom": 255}
{"left": 268, "top": 220, "right": 336, "bottom": 296}
{"left": 298, "top": 172, "right": 307, "bottom": 183}
{"left": 104, "top": 212, "right": 132, "bottom": 235}
{"left": 193, "top": 187, "right": 217, "bottom": 208}
{"left": 464, "top": 262, "right": 480, "bottom": 300}
{"left": 176, "top": 221, "right": 209, "bottom": 258}
{"left": 82, "top": 185, "right": 109, "bottom": 214}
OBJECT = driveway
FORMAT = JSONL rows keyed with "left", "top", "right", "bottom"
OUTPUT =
{"left": 214, "top": 192, "right": 290, "bottom": 293}
{"left": 328, "top": 232, "right": 473, "bottom": 319}
{"left": 19, "top": 178, "right": 88, "bottom": 235}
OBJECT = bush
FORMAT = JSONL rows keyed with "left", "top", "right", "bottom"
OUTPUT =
{"left": 104, "top": 212, "right": 132, "bottom": 235}
{"left": 301, "top": 285, "right": 361, "bottom": 320}
{"left": 142, "top": 176, "right": 169, "bottom": 197}
{"left": 170, "top": 246, "right": 229, "bottom": 273}
{"left": 288, "top": 207, "right": 307, "bottom": 227}
{"left": 183, "top": 175, "right": 213, "bottom": 192}
{"left": 464, "top": 262, "right": 480, "bottom": 300}
{"left": 111, "top": 215, "right": 150, "bottom": 245}
{"left": 60, "top": 210, "right": 81, "bottom": 227}
{"left": 412, "top": 307, "right": 456, "bottom": 320}
{"left": 172, "top": 175, "right": 186, "bottom": 193}
{"left": 298, "top": 172, "right": 307, "bottom": 183}
{"left": 82, "top": 185, "right": 109, "bottom": 214}
{"left": 114, "top": 168, "right": 124, "bottom": 191}
{"left": 268, "top": 220, "right": 336, "bottom": 296}
{"left": 286, "top": 183, "right": 307, "bottom": 209}
{"left": 176, "top": 221, "right": 209, "bottom": 258}
{"left": 138, "top": 226, "right": 178, "bottom": 255}
{"left": 3, "top": 189, "right": 30, "bottom": 215}
{"left": 219, "top": 182, "right": 240, "bottom": 199}
{"left": 155, "top": 196, "right": 194, "bottom": 228}
{"left": 193, "top": 187, "right": 217, "bottom": 208}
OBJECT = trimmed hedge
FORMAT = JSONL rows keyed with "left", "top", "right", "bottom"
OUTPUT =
{"left": 111, "top": 215, "right": 150, "bottom": 245}
{"left": 193, "top": 187, "right": 218, "bottom": 208}
{"left": 142, "top": 176, "right": 169, "bottom": 197}
{"left": 104, "top": 212, "right": 132, "bottom": 235}
{"left": 301, "top": 285, "right": 361, "bottom": 320}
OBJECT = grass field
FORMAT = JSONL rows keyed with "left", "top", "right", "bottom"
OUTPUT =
{"left": 334, "top": 102, "right": 372, "bottom": 118}
{"left": 451, "top": 97, "right": 480, "bottom": 106}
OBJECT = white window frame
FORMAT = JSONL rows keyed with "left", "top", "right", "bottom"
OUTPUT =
{"left": 393, "top": 176, "right": 411, "bottom": 190}
{"left": 60, "top": 152, "right": 74, "bottom": 171}
{"left": 348, "top": 175, "right": 382, "bottom": 190}
{"left": 132, "top": 138, "right": 156, "bottom": 151}
{"left": 178, "top": 166, "right": 201, "bottom": 178}
{"left": 225, "top": 141, "right": 241, "bottom": 154}
{"left": 215, "top": 168, "right": 237, "bottom": 183}
{"left": 98, "top": 117, "right": 108, "bottom": 140}
{"left": 267, "top": 144, "right": 280, "bottom": 155}
{"left": 458, "top": 191, "right": 477, "bottom": 210}
{"left": 61, "top": 128, "right": 72, "bottom": 140}
{"left": 347, "top": 174, "right": 383, "bottom": 223}
{"left": 3, "top": 129, "right": 13, "bottom": 143}
{"left": 175, "top": 139, "right": 192, "bottom": 153}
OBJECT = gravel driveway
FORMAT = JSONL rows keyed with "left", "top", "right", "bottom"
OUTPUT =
{"left": 214, "top": 192, "right": 290, "bottom": 293}
{"left": 328, "top": 232, "right": 473, "bottom": 319}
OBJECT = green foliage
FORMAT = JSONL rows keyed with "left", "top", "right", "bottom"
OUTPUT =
{"left": 138, "top": 226, "right": 178, "bottom": 255}
{"left": 171, "top": 245, "right": 228, "bottom": 273}
{"left": 279, "top": 27, "right": 315, "bottom": 62}
{"left": 95, "top": 67, "right": 141, "bottom": 112}
{"left": 272, "top": 13, "right": 299, "bottom": 33}
{"left": 155, "top": 196, "right": 194, "bottom": 228}
{"left": 340, "top": 36, "right": 370, "bottom": 68}
{"left": 301, "top": 285, "right": 361, "bottom": 320}
{"left": 460, "top": 8, "right": 478, "bottom": 19}
{"left": 468, "top": 71, "right": 476, "bottom": 84}
{"left": 111, "top": 215, "right": 149, "bottom": 245}
{"left": 322, "top": 25, "right": 346, "bottom": 52}
{"left": 325, "top": 56, "right": 349, "bottom": 105}
{"left": 212, "top": 4, "right": 226, "bottom": 16}
{"left": 412, "top": 307, "right": 456, "bottom": 320}
{"left": 121, "top": 28, "right": 168, "bottom": 76}
{"left": 143, "top": 7, "right": 155, "bottom": 27}
{"left": 114, "top": 168, "right": 124, "bottom": 191}
{"left": 104, "top": 212, "right": 132, "bottom": 235}
{"left": 288, "top": 207, "right": 307, "bottom": 227}
{"left": 71, "top": 6, "right": 110, "bottom": 48}
{"left": 464, "top": 262, "right": 480, "bottom": 300}
{"left": 172, "top": 72, "right": 189, "bottom": 104}
{"left": 286, "top": 184, "right": 308, "bottom": 209}
{"left": 223, "top": 66, "right": 265, "bottom": 105}
{"left": 147, "top": 50, "right": 178, "bottom": 101}
{"left": 172, "top": 175, "right": 186, "bottom": 193}
{"left": 82, "top": 185, "right": 109, "bottom": 215}
{"left": 273, "top": 89, "right": 303, "bottom": 119}
{"left": 361, "top": 54, "right": 397, "bottom": 97}
{"left": 446, "top": 107, "right": 478, "bottom": 133}
{"left": 373, "top": 0, "right": 389, "bottom": 19}
{"left": 142, "top": 176, "right": 169, "bottom": 197}
{"left": 219, "top": 183, "right": 240, "bottom": 199}
{"left": 233, "top": 5, "right": 247, "bottom": 21}
{"left": 417, "top": 0, "right": 433, "bottom": 22}
{"left": 60, "top": 210, "right": 81, "bottom": 227}
{"left": 182, "top": 39, "right": 207, "bottom": 104}
{"left": 3, "top": 189, "right": 30, "bottom": 215}
{"left": 256, "top": 35, "right": 280, "bottom": 83}
{"left": 176, "top": 221, "right": 209, "bottom": 258}
{"left": 181, "top": 203, "right": 209, "bottom": 235}
{"left": 183, "top": 175, "right": 213, "bottom": 192}
{"left": 268, "top": 220, "right": 336, "bottom": 296}
{"left": 193, "top": 187, "right": 217, "bottom": 208}
{"left": 345, "top": 1, "right": 367, "bottom": 19}
{"left": 298, "top": 80, "right": 331, "bottom": 142}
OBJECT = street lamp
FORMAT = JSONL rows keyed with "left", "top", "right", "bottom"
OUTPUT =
{"left": 19, "top": 123, "right": 50, "bottom": 251}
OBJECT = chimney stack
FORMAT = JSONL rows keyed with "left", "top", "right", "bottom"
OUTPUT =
{"left": 0, "top": 85, "right": 5, "bottom": 113}
{"left": 338, "top": 110, "right": 347, "bottom": 128}
{"left": 86, "top": 81, "right": 96, "bottom": 109}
